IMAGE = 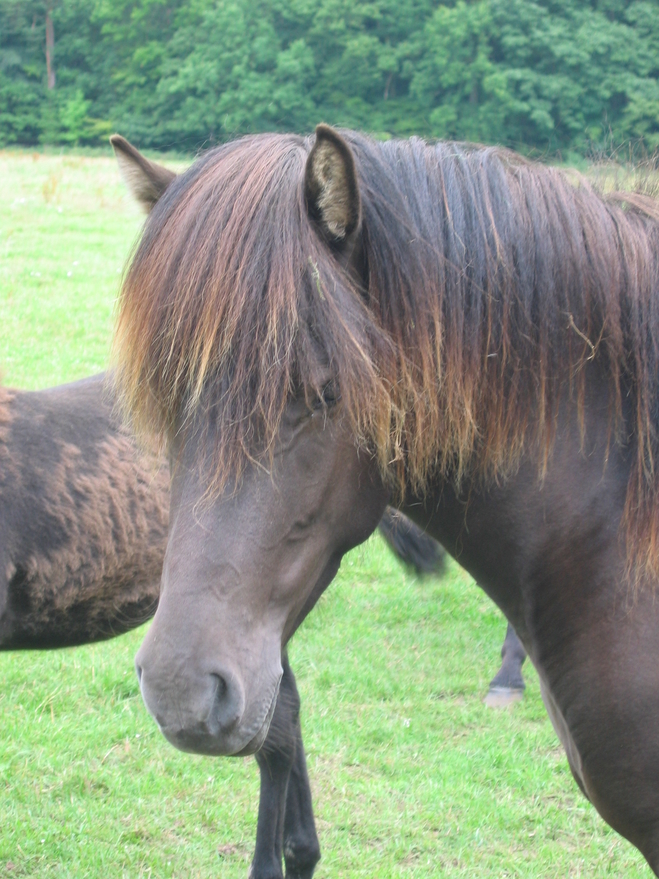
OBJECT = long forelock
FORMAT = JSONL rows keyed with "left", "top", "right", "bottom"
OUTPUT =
{"left": 113, "top": 134, "right": 393, "bottom": 492}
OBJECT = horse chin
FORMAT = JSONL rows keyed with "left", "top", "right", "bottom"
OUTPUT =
{"left": 234, "top": 682, "right": 281, "bottom": 756}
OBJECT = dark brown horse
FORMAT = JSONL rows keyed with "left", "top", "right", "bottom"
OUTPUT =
{"left": 112, "top": 126, "right": 659, "bottom": 873}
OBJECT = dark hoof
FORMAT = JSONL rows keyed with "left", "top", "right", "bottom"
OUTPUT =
{"left": 483, "top": 685, "right": 524, "bottom": 708}
{"left": 284, "top": 855, "right": 319, "bottom": 879}
{"left": 248, "top": 863, "right": 283, "bottom": 879}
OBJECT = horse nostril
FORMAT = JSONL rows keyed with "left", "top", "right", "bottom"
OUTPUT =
{"left": 209, "top": 670, "right": 244, "bottom": 733}
{"left": 214, "top": 673, "right": 227, "bottom": 701}
{"left": 135, "top": 662, "right": 143, "bottom": 685}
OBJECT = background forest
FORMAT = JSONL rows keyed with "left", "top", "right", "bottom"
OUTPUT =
{"left": 1, "top": 0, "right": 659, "bottom": 159}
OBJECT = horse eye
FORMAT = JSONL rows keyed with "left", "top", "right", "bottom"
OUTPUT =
{"left": 313, "top": 383, "right": 338, "bottom": 410}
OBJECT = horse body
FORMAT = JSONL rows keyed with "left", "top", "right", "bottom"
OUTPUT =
{"left": 0, "top": 372, "right": 445, "bottom": 650}
{"left": 134, "top": 338, "right": 659, "bottom": 870}
{"left": 0, "top": 373, "right": 168, "bottom": 648}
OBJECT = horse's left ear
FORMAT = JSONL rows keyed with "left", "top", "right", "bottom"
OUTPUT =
{"left": 305, "top": 124, "right": 361, "bottom": 245}
{"left": 110, "top": 134, "right": 177, "bottom": 213}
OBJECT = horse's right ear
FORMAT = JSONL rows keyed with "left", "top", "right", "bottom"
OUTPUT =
{"left": 304, "top": 124, "right": 361, "bottom": 246}
{"left": 110, "top": 134, "right": 177, "bottom": 213}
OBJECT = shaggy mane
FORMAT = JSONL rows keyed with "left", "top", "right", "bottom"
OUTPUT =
{"left": 113, "top": 131, "right": 659, "bottom": 577}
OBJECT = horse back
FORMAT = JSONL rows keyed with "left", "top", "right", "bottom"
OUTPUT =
{"left": 0, "top": 373, "right": 169, "bottom": 648}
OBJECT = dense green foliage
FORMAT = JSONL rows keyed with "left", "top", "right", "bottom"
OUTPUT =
{"left": 1, "top": 0, "right": 659, "bottom": 157}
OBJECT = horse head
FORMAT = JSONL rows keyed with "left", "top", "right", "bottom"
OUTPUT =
{"left": 112, "top": 128, "right": 389, "bottom": 756}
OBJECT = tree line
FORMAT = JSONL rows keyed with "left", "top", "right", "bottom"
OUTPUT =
{"left": 1, "top": 0, "right": 658, "bottom": 157}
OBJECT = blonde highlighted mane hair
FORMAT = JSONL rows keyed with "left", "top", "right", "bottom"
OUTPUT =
{"left": 113, "top": 131, "right": 659, "bottom": 576}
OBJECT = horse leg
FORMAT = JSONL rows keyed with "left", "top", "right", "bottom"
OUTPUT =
{"left": 250, "top": 654, "right": 299, "bottom": 879}
{"left": 282, "top": 716, "right": 321, "bottom": 879}
{"left": 483, "top": 622, "right": 527, "bottom": 708}
{"left": 250, "top": 654, "right": 320, "bottom": 879}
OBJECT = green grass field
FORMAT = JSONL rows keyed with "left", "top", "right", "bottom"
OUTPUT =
{"left": 0, "top": 149, "right": 651, "bottom": 877}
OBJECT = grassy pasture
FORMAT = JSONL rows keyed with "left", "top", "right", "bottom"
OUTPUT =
{"left": 0, "top": 149, "right": 651, "bottom": 877}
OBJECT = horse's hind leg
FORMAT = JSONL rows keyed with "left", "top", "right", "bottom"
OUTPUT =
{"left": 484, "top": 622, "right": 527, "bottom": 708}
{"left": 250, "top": 654, "right": 299, "bottom": 879}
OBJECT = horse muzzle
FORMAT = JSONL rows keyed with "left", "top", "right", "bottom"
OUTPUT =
{"left": 135, "top": 652, "right": 282, "bottom": 756}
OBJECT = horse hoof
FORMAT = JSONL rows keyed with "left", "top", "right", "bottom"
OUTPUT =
{"left": 483, "top": 686, "right": 524, "bottom": 708}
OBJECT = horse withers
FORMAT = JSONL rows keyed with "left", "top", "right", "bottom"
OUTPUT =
{"left": 113, "top": 126, "right": 659, "bottom": 873}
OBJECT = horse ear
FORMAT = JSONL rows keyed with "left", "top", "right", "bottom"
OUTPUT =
{"left": 110, "top": 134, "right": 177, "bottom": 213}
{"left": 305, "top": 124, "right": 361, "bottom": 244}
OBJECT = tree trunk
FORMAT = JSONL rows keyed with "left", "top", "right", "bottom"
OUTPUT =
{"left": 45, "top": 4, "right": 55, "bottom": 90}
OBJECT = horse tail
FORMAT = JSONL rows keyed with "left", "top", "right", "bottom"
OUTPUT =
{"left": 378, "top": 507, "right": 446, "bottom": 575}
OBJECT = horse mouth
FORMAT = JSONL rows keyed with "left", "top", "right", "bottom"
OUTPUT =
{"left": 234, "top": 677, "right": 282, "bottom": 756}
{"left": 151, "top": 670, "right": 282, "bottom": 757}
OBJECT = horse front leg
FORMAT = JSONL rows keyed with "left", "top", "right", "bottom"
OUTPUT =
{"left": 282, "top": 712, "right": 320, "bottom": 879}
{"left": 250, "top": 654, "right": 320, "bottom": 879}
{"left": 484, "top": 621, "right": 527, "bottom": 707}
{"left": 250, "top": 654, "right": 299, "bottom": 879}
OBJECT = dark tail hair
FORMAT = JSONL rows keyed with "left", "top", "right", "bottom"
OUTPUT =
{"left": 378, "top": 507, "right": 446, "bottom": 575}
